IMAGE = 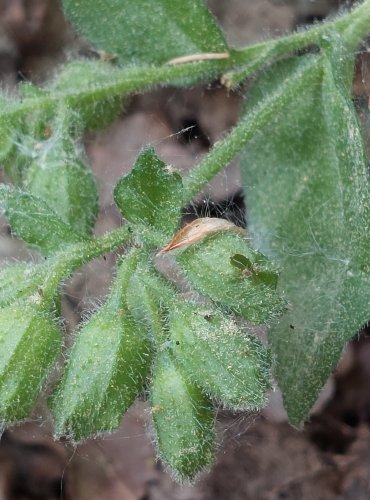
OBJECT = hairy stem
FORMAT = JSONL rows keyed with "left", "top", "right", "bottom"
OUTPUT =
{"left": 335, "top": 0, "right": 370, "bottom": 51}
{"left": 2, "top": 1, "right": 369, "bottom": 134}
{"left": 41, "top": 225, "right": 132, "bottom": 307}
{"left": 182, "top": 56, "right": 323, "bottom": 204}
{"left": 182, "top": 1, "right": 370, "bottom": 202}
{"left": 223, "top": 1, "right": 370, "bottom": 87}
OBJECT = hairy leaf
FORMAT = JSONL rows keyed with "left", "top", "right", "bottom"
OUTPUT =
{"left": 51, "top": 306, "right": 152, "bottom": 441}
{"left": 0, "top": 262, "right": 48, "bottom": 308}
{"left": 51, "top": 251, "right": 152, "bottom": 440}
{"left": 126, "top": 266, "right": 171, "bottom": 345}
{"left": 0, "top": 304, "right": 61, "bottom": 422}
{"left": 0, "top": 97, "right": 19, "bottom": 163}
{"left": 114, "top": 148, "right": 182, "bottom": 241}
{"left": 177, "top": 230, "right": 283, "bottom": 324}
{"left": 62, "top": 0, "right": 227, "bottom": 65}
{"left": 169, "top": 302, "right": 271, "bottom": 410}
{"left": 0, "top": 185, "right": 83, "bottom": 254}
{"left": 151, "top": 350, "right": 215, "bottom": 481}
{"left": 25, "top": 154, "right": 98, "bottom": 238}
{"left": 240, "top": 53, "right": 370, "bottom": 425}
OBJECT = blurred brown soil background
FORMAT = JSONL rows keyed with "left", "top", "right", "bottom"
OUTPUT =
{"left": 1, "top": 1, "right": 370, "bottom": 499}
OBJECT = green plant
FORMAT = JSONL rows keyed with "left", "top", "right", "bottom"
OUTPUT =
{"left": 0, "top": 0, "right": 370, "bottom": 482}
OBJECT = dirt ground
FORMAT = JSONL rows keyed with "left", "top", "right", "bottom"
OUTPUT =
{"left": 1, "top": 1, "right": 370, "bottom": 499}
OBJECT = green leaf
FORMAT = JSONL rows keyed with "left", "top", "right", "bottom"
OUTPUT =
{"left": 25, "top": 153, "right": 98, "bottom": 238}
{"left": 126, "top": 266, "right": 171, "bottom": 345}
{"left": 0, "top": 262, "right": 48, "bottom": 308}
{"left": 51, "top": 306, "right": 152, "bottom": 441}
{"left": 240, "top": 53, "right": 370, "bottom": 425}
{"left": 51, "top": 251, "right": 152, "bottom": 441}
{"left": 0, "top": 184, "right": 83, "bottom": 254}
{"left": 169, "top": 302, "right": 271, "bottom": 410}
{"left": 62, "top": 0, "right": 227, "bottom": 66}
{"left": 0, "top": 304, "right": 61, "bottom": 422}
{"left": 19, "top": 82, "right": 50, "bottom": 100}
{"left": 177, "top": 230, "right": 283, "bottom": 324}
{"left": 114, "top": 148, "right": 183, "bottom": 241}
{"left": 2, "top": 132, "right": 37, "bottom": 186}
{"left": 0, "top": 97, "right": 20, "bottom": 163}
{"left": 151, "top": 350, "right": 215, "bottom": 481}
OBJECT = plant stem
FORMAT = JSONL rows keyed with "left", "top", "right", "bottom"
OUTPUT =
{"left": 229, "top": 0, "right": 370, "bottom": 87}
{"left": 334, "top": 0, "right": 370, "bottom": 51}
{"left": 41, "top": 225, "right": 132, "bottom": 308}
{"left": 182, "top": 56, "right": 323, "bottom": 204}
{"left": 182, "top": 1, "right": 370, "bottom": 202}
{"left": 2, "top": 2, "right": 368, "bottom": 133}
